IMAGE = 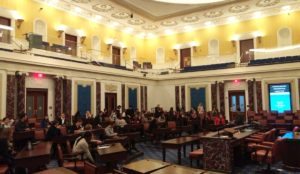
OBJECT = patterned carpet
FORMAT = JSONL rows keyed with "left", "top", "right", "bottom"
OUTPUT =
{"left": 132, "top": 142, "right": 300, "bottom": 174}
{"left": 45, "top": 140, "right": 300, "bottom": 174}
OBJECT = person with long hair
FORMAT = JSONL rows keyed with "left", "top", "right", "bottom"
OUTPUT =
{"left": 72, "top": 131, "right": 95, "bottom": 163}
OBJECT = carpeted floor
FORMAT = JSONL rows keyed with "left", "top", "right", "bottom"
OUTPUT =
{"left": 133, "top": 142, "right": 300, "bottom": 174}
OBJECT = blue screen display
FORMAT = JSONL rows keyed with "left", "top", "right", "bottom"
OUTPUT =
{"left": 269, "top": 84, "right": 292, "bottom": 113}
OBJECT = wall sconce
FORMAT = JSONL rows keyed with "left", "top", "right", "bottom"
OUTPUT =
{"left": 192, "top": 46, "right": 197, "bottom": 52}
{"left": 107, "top": 44, "right": 112, "bottom": 50}
{"left": 57, "top": 30, "right": 64, "bottom": 38}
{"left": 173, "top": 49, "right": 178, "bottom": 55}
{"left": 16, "top": 19, "right": 24, "bottom": 29}
{"left": 231, "top": 40, "right": 236, "bottom": 47}
{"left": 257, "top": 36, "right": 262, "bottom": 44}
{"left": 80, "top": 36, "right": 86, "bottom": 44}
{"left": 122, "top": 47, "right": 127, "bottom": 54}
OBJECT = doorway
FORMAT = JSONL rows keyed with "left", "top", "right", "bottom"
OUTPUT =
{"left": 228, "top": 90, "right": 245, "bottom": 121}
{"left": 180, "top": 48, "right": 191, "bottom": 69}
{"left": 105, "top": 93, "right": 117, "bottom": 114}
{"left": 240, "top": 39, "right": 254, "bottom": 63}
{"left": 26, "top": 88, "right": 48, "bottom": 119}
{"left": 112, "top": 46, "right": 121, "bottom": 65}
{"left": 65, "top": 34, "right": 77, "bottom": 56}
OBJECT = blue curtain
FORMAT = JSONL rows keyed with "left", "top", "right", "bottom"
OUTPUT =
{"left": 77, "top": 85, "right": 91, "bottom": 117}
{"left": 128, "top": 88, "right": 137, "bottom": 109}
{"left": 190, "top": 88, "right": 206, "bottom": 110}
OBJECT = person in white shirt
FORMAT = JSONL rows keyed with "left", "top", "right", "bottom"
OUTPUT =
{"left": 105, "top": 121, "right": 118, "bottom": 137}
{"left": 115, "top": 115, "right": 127, "bottom": 128}
{"left": 72, "top": 131, "right": 95, "bottom": 163}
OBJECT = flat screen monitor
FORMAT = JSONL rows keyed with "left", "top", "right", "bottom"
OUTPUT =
{"left": 268, "top": 83, "right": 292, "bottom": 113}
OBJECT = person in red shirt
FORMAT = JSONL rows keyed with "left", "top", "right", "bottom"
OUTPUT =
{"left": 214, "top": 115, "right": 220, "bottom": 126}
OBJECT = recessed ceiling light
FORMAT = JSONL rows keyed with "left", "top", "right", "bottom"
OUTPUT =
{"left": 253, "top": 11, "right": 262, "bottom": 18}
{"left": 204, "top": 21, "right": 213, "bottom": 26}
{"left": 281, "top": 5, "right": 291, "bottom": 11}
{"left": 184, "top": 26, "right": 193, "bottom": 31}
{"left": 147, "top": 33, "right": 156, "bottom": 38}
{"left": 74, "top": 7, "right": 82, "bottom": 13}
{"left": 227, "top": 16, "right": 237, "bottom": 23}
{"left": 164, "top": 29, "right": 174, "bottom": 35}
{"left": 123, "top": 27, "right": 133, "bottom": 33}
{"left": 95, "top": 15, "right": 102, "bottom": 20}
{"left": 154, "top": 0, "right": 225, "bottom": 4}
{"left": 48, "top": 0, "right": 58, "bottom": 5}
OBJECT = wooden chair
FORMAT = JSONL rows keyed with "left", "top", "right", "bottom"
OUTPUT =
{"left": 34, "top": 129, "right": 45, "bottom": 141}
{"left": 251, "top": 138, "right": 284, "bottom": 173}
{"left": 189, "top": 148, "right": 204, "bottom": 167}
{"left": 57, "top": 144, "right": 84, "bottom": 172}
{"left": 0, "top": 164, "right": 8, "bottom": 174}
{"left": 84, "top": 161, "right": 103, "bottom": 174}
{"left": 59, "top": 126, "right": 67, "bottom": 136}
{"left": 293, "top": 120, "right": 300, "bottom": 126}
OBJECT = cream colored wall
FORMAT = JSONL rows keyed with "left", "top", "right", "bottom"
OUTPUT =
{"left": 72, "top": 78, "right": 96, "bottom": 116}
{"left": 262, "top": 78, "right": 299, "bottom": 112}
{"left": 25, "top": 76, "right": 55, "bottom": 120}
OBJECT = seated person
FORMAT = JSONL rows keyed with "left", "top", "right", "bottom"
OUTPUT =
{"left": 84, "top": 124, "right": 102, "bottom": 145}
{"left": 115, "top": 114, "right": 127, "bottom": 128}
{"left": 14, "top": 113, "right": 30, "bottom": 132}
{"left": 105, "top": 121, "right": 118, "bottom": 137}
{"left": 46, "top": 121, "right": 61, "bottom": 141}
{"left": 148, "top": 118, "right": 158, "bottom": 133}
{"left": 71, "top": 119, "right": 83, "bottom": 133}
{"left": 40, "top": 115, "right": 50, "bottom": 128}
{"left": 220, "top": 114, "right": 226, "bottom": 125}
{"left": 235, "top": 107, "right": 245, "bottom": 125}
{"left": 84, "top": 111, "right": 94, "bottom": 126}
{"left": 0, "top": 117, "right": 13, "bottom": 128}
{"left": 72, "top": 131, "right": 95, "bottom": 163}
{"left": 214, "top": 116, "right": 220, "bottom": 126}
{"left": 57, "top": 113, "right": 67, "bottom": 126}
{"left": 0, "top": 128, "right": 14, "bottom": 165}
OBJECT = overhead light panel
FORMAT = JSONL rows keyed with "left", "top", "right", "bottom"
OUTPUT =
{"left": 154, "top": 0, "right": 225, "bottom": 4}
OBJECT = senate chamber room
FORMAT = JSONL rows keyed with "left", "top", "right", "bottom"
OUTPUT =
{"left": 1, "top": 0, "right": 300, "bottom": 173}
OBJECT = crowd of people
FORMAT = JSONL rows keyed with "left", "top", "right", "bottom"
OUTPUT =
{"left": 0, "top": 103, "right": 230, "bottom": 168}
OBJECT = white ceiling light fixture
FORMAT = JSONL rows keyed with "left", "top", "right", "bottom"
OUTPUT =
{"left": 153, "top": 0, "right": 225, "bottom": 4}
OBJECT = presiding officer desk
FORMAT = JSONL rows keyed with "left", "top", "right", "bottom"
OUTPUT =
{"left": 200, "top": 124, "right": 258, "bottom": 173}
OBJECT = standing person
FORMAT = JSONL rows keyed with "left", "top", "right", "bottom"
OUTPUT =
{"left": 14, "top": 113, "right": 30, "bottom": 132}
{"left": 40, "top": 115, "right": 50, "bottom": 128}
{"left": 45, "top": 121, "right": 61, "bottom": 141}
{"left": 57, "top": 113, "right": 67, "bottom": 126}
{"left": 84, "top": 111, "right": 94, "bottom": 126}
{"left": 94, "top": 110, "right": 104, "bottom": 128}
{"left": 72, "top": 131, "right": 95, "bottom": 163}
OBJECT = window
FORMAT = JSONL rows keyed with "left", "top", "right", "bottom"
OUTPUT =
{"left": 277, "top": 27, "right": 292, "bottom": 47}
{"left": 208, "top": 39, "right": 219, "bottom": 56}
{"left": 156, "top": 47, "right": 165, "bottom": 64}
{"left": 0, "top": 16, "right": 11, "bottom": 43}
{"left": 65, "top": 34, "right": 77, "bottom": 56}
{"left": 34, "top": 19, "right": 47, "bottom": 41}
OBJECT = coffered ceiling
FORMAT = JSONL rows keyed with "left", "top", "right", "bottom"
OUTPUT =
{"left": 37, "top": 0, "right": 300, "bottom": 37}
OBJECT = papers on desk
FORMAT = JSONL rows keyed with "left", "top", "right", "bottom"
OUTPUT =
{"left": 97, "top": 144, "right": 111, "bottom": 149}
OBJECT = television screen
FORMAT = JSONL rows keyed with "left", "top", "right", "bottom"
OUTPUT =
{"left": 268, "top": 83, "right": 292, "bottom": 113}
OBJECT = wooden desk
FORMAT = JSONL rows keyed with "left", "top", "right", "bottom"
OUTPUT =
{"left": 96, "top": 143, "right": 127, "bottom": 163}
{"left": 161, "top": 136, "right": 200, "bottom": 164}
{"left": 14, "top": 141, "right": 52, "bottom": 173}
{"left": 34, "top": 167, "right": 77, "bottom": 174}
{"left": 123, "top": 159, "right": 170, "bottom": 174}
{"left": 200, "top": 126, "right": 257, "bottom": 173}
{"left": 150, "top": 165, "right": 205, "bottom": 174}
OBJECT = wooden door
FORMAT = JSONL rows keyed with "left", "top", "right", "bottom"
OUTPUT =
{"left": 240, "top": 39, "right": 254, "bottom": 63}
{"left": 229, "top": 90, "right": 245, "bottom": 121}
{"left": 180, "top": 48, "right": 191, "bottom": 69}
{"left": 65, "top": 34, "right": 77, "bottom": 56}
{"left": 105, "top": 93, "right": 117, "bottom": 114}
{"left": 26, "top": 89, "right": 48, "bottom": 119}
{"left": 112, "top": 46, "right": 121, "bottom": 65}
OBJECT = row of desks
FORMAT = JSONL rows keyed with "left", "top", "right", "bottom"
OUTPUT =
{"left": 123, "top": 159, "right": 223, "bottom": 174}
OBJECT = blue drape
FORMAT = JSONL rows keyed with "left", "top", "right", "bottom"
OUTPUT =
{"left": 77, "top": 85, "right": 91, "bottom": 117}
{"left": 128, "top": 88, "right": 137, "bottom": 109}
{"left": 190, "top": 88, "right": 206, "bottom": 110}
